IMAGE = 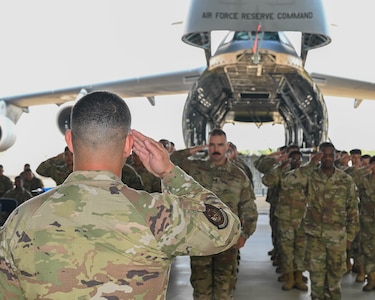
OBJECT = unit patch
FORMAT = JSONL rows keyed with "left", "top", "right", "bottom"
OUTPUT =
{"left": 203, "top": 204, "right": 229, "bottom": 229}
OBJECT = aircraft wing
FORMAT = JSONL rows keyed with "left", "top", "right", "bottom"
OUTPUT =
{"left": 311, "top": 72, "right": 375, "bottom": 102}
{"left": 3, "top": 68, "right": 375, "bottom": 109}
{"left": 1, "top": 67, "right": 374, "bottom": 152}
{"left": 2, "top": 67, "right": 204, "bottom": 108}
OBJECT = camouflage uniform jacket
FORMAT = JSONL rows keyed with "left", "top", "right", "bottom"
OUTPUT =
{"left": 126, "top": 151, "right": 161, "bottom": 192}
{"left": 352, "top": 167, "right": 375, "bottom": 224}
{"left": 232, "top": 157, "right": 253, "bottom": 187}
{"left": 253, "top": 155, "right": 277, "bottom": 174}
{"left": 36, "top": 158, "right": 71, "bottom": 185}
{"left": 261, "top": 164, "right": 286, "bottom": 205}
{"left": 3, "top": 188, "right": 32, "bottom": 205}
{"left": 344, "top": 166, "right": 357, "bottom": 177}
{"left": 273, "top": 163, "right": 316, "bottom": 227}
{"left": 0, "top": 167, "right": 241, "bottom": 299}
{"left": 0, "top": 175, "right": 13, "bottom": 197}
{"left": 23, "top": 177, "right": 44, "bottom": 194}
{"left": 257, "top": 156, "right": 290, "bottom": 205}
{"left": 130, "top": 164, "right": 161, "bottom": 193}
{"left": 170, "top": 148, "right": 195, "bottom": 166}
{"left": 304, "top": 167, "right": 359, "bottom": 243}
{"left": 179, "top": 157, "right": 258, "bottom": 239}
{"left": 261, "top": 165, "right": 284, "bottom": 189}
{"left": 121, "top": 163, "right": 144, "bottom": 190}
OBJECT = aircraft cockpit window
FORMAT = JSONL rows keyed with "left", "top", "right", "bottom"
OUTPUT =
{"left": 278, "top": 32, "right": 293, "bottom": 47}
{"left": 233, "top": 32, "right": 280, "bottom": 42}
{"left": 222, "top": 32, "right": 235, "bottom": 45}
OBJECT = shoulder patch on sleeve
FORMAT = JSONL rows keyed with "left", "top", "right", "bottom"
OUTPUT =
{"left": 203, "top": 204, "right": 229, "bottom": 229}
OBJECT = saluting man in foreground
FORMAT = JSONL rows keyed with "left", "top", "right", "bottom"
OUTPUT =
{"left": 0, "top": 91, "right": 241, "bottom": 299}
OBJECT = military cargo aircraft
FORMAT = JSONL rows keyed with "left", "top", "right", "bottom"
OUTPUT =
{"left": 0, "top": 0, "right": 375, "bottom": 152}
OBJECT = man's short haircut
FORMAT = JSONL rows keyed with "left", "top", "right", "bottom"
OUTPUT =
{"left": 228, "top": 142, "right": 237, "bottom": 150}
{"left": 71, "top": 91, "right": 131, "bottom": 148}
{"left": 209, "top": 128, "right": 226, "bottom": 138}
{"left": 24, "top": 168, "right": 32, "bottom": 174}
{"left": 15, "top": 175, "right": 23, "bottom": 182}
{"left": 319, "top": 142, "right": 336, "bottom": 152}
{"left": 288, "top": 150, "right": 302, "bottom": 158}
{"left": 361, "top": 154, "right": 371, "bottom": 160}
{"left": 370, "top": 156, "right": 375, "bottom": 164}
{"left": 278, "top": 145, "right": 288, "bottom": 153}
{"left": 159, "top": 139, "right": 170, "bottom": 150}
{"left": 287, "top": 144, "right": 299, "bottom": 152}
{"left": 350, "top": 148, "right": 362, "bottom": 155}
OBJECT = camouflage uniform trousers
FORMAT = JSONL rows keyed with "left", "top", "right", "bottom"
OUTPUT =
{"left": 348, "top": 230, "right": 362, "bottom": 268}
{"left": 278, "top": 219, "right": 306, "bottom": 273}
{"left": 348, "top": 204, "right": 362, "bottom": 269}
{"left": 361, "top": 220, "right": 375, "bottom": 274}
{"left": 305, "top": 234, "right": 346, "bottom": 300}
{"left": 190, "top": 246, "right": 238, "bottom": 300}
{"left": 269, "top": 203, "right": 280, "bottom": 260}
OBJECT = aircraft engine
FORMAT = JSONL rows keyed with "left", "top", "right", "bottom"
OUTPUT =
{"left": 0, "top": 116, "right": 17, "bottom": 151}
{"left": 56, "top": 101, "right": 74, "bottom": 135}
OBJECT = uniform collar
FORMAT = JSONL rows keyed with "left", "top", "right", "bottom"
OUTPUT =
{"left": 317, "top": 166, "right": 337, "bottom": 178}
{"left": 209, "top": 158, "right": 233, "bottom": 170}
{"left": 64, "top": 170, "right": 121, "bottom": 183}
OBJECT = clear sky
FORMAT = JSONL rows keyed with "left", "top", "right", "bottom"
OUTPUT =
{"left": 0, "top": 0, "right": 374, "bottom": 176}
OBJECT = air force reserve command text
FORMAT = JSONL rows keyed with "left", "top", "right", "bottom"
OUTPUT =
{"left": 202, "top": 11, "right": 313, "bottom": 20}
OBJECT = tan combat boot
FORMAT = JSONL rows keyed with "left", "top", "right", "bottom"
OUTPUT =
{"left": 294, "top": 271, "right": 308, "bottom": 291}
{"left": 282, "top": 272, "right": 295, "bottom": 290}
{"left": 278, "top": 273, "right": 287, "bottom": 282}
{"left": 355, "top": 263, "right": 366, "bottom": 282}
{"left": 363, "top": 272, "right": 375, "bottom": 291}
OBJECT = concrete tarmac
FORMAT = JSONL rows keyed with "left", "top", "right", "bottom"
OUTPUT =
{"left": 166, "top": 197, "right": 374, "bottom": 299}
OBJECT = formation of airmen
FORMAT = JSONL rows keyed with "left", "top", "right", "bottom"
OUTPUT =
{"left": 256, "top": 144, "right": 375, "bottom": 299}
{"left": 0, "top": 126, "right": 374, "bottom": 299}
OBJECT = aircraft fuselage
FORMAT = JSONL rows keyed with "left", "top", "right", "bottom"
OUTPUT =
{"left": 182, "top": 31, "right": 328, "bottom": 148}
